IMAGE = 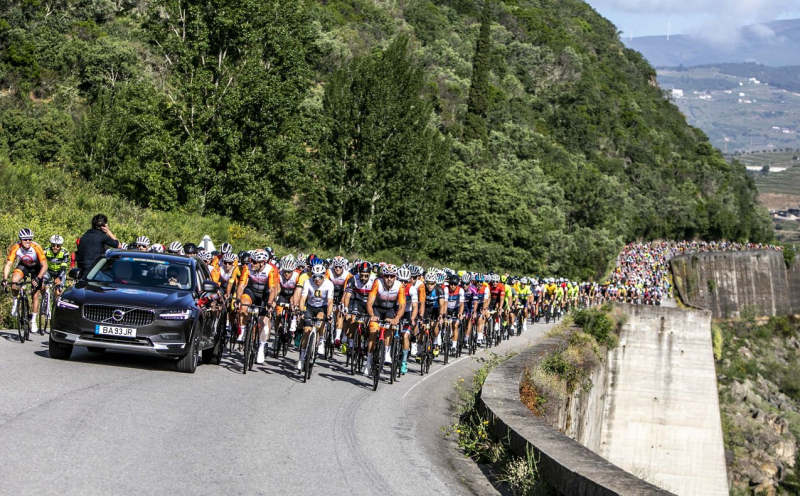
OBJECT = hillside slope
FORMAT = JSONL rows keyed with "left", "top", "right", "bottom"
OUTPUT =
{"left": 0, "top": 0, "right": 772, "bottom": 278}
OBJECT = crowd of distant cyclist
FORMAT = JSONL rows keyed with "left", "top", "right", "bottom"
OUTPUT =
{"left": 2, "top": 229, "right": 786, "bottom": 384}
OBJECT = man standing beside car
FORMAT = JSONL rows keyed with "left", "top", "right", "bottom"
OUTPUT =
{"left": 76, "top": 214, "right": 120, "bottom": 276}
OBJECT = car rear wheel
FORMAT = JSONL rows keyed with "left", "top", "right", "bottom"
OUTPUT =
{"left": 176, "top": 332, "right": 199, "bottom": 373}
{"left": 49, "top": 334, "right": 73, "bottom": 360}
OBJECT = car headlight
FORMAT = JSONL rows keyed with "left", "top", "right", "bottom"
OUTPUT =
{"left": 160, "top": 309, "right": 192, "bottom": 320}
{"left": 56, "top": 298, "right": 80, "bottom": 310}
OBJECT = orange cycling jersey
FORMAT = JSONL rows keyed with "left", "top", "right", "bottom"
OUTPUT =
{"left": 239, "top": 264, "right": 278, "bottom": 293}
{"left": 369, "top": 278, "right": 406, "bottom": 310}
{"left": 211, "top": 264, "right": 241, "bottom": 289}
{"left": 7, "top": 242, "right": 46, "bottom": 267}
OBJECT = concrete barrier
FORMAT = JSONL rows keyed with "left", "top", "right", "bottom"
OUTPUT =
{"left": 671, "top": 251, "right": 793, "bottom": 318}
{"left": 478, "top": 335, "right": 673, "bottom": 495}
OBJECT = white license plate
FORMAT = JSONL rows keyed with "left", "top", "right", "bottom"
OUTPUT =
{"left": 95, "top": 325, "right": 137, "bottom": 337}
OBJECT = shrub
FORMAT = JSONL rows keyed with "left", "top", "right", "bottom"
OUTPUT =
{"left": 712, "top": 326, "right": 723, "bottom": 361}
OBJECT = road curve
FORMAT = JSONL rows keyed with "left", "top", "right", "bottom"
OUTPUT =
{"left": 0, "top": 322, "right": 551, "bottom": 495}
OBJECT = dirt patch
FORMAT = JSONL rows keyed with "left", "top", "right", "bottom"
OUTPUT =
{"left": 760, "top": 193, "right": 800, "bottom": 210}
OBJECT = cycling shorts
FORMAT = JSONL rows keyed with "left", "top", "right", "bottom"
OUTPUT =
{"left": 447, "top": 307, "right": 460, "bottom": 317}
{"left": 13, "top": 263, "right": 42, "bottom": 280}
{"left": 44, "top": 270, "right": 66, "bottom": 289}
{"left": 304, "top": 305, "right": 327, "bottom": 327}
{"left": 369, "top": 307, "right": 397, "bottom": 332}
{"left": 348, "top": 299, "right": 368, "bottom": 317}
{"left": 423, "top": 306, "right": 439, "bottom": 320}
{"left": 276, "top": 293, "right": 293, "bottom": 306}
{"left": 242, "top": 287, "right": 269, "bottom": 308}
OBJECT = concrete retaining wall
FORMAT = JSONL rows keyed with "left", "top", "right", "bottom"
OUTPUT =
{"left": 479, "top": 336, "right": 672, "bottom": 495}
{"left": 671, "top": 251, "right": 793, "bottom": 318}
{"left": 599, "top": 304, "right": 729, "bottom": 496}
{"left": 790, "top": 259, "right": 800, "bottom": 316}
{"left": 555, "top": 356, "right": 608, "bottom": 454}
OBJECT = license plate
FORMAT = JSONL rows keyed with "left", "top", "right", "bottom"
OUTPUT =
{"left": 95, "top": 325, "right": 137, "bottom": 337}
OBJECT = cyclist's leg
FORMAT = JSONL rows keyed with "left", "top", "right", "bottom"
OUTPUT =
{"left": 239, "top": 290, "right": 254, "bottom": 340}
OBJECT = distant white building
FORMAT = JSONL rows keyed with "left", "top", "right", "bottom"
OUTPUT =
{"left": 739, "top": 92, "right": 746, "bottom": 97}
{"left": 699, "top": 94, "right": 712, "bottom": 100}
{"left": 671, "top": 89, "right": 684, "bottom": 98}
{"left": 773, "top": 126, "right": 782, "bottom": 130}
{"left": 749, "top": 78, "right": 761, "bottom": 84}
{"left": 724, "top": 90, "right": 733, "bottom": 94}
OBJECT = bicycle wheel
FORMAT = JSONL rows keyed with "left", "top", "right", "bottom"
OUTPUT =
{"left": 242, "top": 322, "right": 254, "bottom": 374}
{"left": 19, "top": 293, "right": 30, "bottom": 343}
{"left": 442, "top": 324, "right": 451, "bottom": 365}
{"left": 373, "top": 339, "right": 383, "bottom": 391}
{"left": 304, "top": 330, "right": 316, "bottom": 382}
{"left": 38, "top": 289, "right": 50, "bottom": 335}
{"left": 419, "top": 333, "right": 428, "bottom": 375}
{"left": 325, "top": 322, "right": 334, "bottom": 361}
{"left": 390, "top": 337, "right": 399, "bottom": 384}
{"left": 248, "top": 324, "right": 259, "bottom": 372}
{"left": 272, "top": 313, "right": 282, "bottom": 358}
{"left": 281, "top": 316, "right": 290, "bottom": 358}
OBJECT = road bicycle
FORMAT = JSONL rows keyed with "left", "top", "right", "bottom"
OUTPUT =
{"left": 242, "top": 305, "right": 268, "bottom": 374}
{"left": 417, "top": 318, "right": 433, "bottom": 375}
{"left": 302, "top": 318, "right": 325, "bottom": 383}
{"left": 346, "top": 311, "right": 370, "bottom": 376}
{"left": 5, "top": 282, "right": 31, "bottom": 343}
{"left": 37, "top": 279, "right": 55, "bottom": 335}
{"left": 371, "top": 320, "right": 397, "bottom": 391}
{"left": 272, "top": 305, "right": 294, "bottom": 359}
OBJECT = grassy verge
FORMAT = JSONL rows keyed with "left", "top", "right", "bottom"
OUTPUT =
{"left": 521, "top": 304, "right": 622, "bottom": 421}
{"left": 448, "top": 352, "right": 555, "bottom": 496}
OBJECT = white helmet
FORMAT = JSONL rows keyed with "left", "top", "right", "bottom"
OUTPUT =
{"left": 311, "top": 264, "right": 326, "bottom": 278}
{"left": 135, "top": 235, "right": 151, "bottom": 247}
{"left": 167, "top": 241, "right": 183, "bottom": 254}
{"left": 18, "top": 228, "right": 33, "bottom": 240}
{"left": 397, "top": 266, "right": 411, "bottom": 282}
{"left": 251, "top": 252, "right": 269, "bottom": 263}
{"left": 424, "top": 272, "right": 437, "bottom": 283}
{"left": 50, "top": 234, "right": 64, "bottom": 245}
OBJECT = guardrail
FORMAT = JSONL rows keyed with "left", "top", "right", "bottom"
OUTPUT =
{"left": 477, "top": 335, "right": 674, "bottom": 496}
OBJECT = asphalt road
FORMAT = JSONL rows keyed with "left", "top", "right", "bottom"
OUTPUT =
{"left": 0, "top": 320, "right": 552, "bottom": 496}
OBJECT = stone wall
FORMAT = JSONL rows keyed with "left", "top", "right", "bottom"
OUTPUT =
{"left": 790, "top": 258, "right": 800, "bottom": 316}
{"left": 554, "top": 356, "right": 608, "bottom": 453}
{"left": 671, "top": 251, "right": 793, "bottom": 318}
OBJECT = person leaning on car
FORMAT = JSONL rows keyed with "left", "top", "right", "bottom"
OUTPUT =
{"left": 76, "top": 214, "right": 120, "bottom": 276}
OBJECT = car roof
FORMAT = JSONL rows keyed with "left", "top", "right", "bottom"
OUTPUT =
{"left": 106, "top": 250, "right": 195, "bottom": 266}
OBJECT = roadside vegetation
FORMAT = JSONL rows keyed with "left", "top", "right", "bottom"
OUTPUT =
{"left": 715, "top": 310, "right": 800, "bottom": 494}
{"left": 449, "top": 352, "right": 554, "bottom": 496}
{"left": 519, "top": 305, "right": 622, "bottom": 421}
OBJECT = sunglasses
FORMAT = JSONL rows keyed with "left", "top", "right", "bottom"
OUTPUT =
{"left": 51, "top": 244, "right": 62, "bottom": 248}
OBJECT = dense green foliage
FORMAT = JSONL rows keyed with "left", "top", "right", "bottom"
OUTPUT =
{"left": 0, "top": 0, "right": 773, "bottom": 278}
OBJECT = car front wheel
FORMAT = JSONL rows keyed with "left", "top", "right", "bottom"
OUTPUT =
{"left": 176, "top": 331, "right": 199, "bottom": 374}
{"left": 49, "top": 334, "right": 73, "bottom": 360}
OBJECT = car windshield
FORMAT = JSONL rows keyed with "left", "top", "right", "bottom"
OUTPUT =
{"left": 86, "top": 257, "right": 193, "bottom": 290}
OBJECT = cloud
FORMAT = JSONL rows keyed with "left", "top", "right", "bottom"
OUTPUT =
{"left": 593, "top": 0, "right": 800, "bottom": 46}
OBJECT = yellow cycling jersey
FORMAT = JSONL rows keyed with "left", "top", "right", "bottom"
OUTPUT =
{"left": 545, "top": 283, "right": 558, "bottom": 296}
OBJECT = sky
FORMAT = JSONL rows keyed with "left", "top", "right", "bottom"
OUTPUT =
{"left": 587, "top": 0, "right": 800, "bottom": 41}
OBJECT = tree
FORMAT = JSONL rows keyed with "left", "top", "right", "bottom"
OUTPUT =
{"left": 463, "top": 0, "right": 492, "bottom": 144}
{"left": 319, "top": 35, "right": 449, "bottom": 255}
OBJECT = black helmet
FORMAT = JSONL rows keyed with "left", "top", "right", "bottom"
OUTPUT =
{"left": 448, "top": 274, "right": 460, "bottom": 286}
{"left": 238, "top": 251, "right": 250, "bottom": 264}
{"left": 184, "top": 242, "right": 198, "bottom": 255}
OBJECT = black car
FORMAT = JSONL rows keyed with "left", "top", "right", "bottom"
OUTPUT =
{"left": 49, "top": 250, "right": 226, "bottom": 373}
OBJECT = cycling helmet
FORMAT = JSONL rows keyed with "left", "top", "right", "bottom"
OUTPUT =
{"left": 220, "top": 242, "right": 232, "bottom": 254}
{"left": 521, "top": 277, "right": 529, "bottom": 284}
{"left": 311, "top": 264, "right": 326, "bottom": 278}
{"left": 500, "top": 274, "right": 508, "bottom": 283}
{"left": 251, "top": 252, "right": 269, "bottom": 263}
{"left": 474, "top": 273, "right": 485, "bottom": 283}
{"left": 222, "top": 252, "right": 237, "bottom": 263}
{"left": 491, "top": 274, "right": 501, "bottom": 283}
{"left": 135, "top": 235, "right": 151, "bottom": 247}
{"left": 424, "top": 272, "right": 437, "bottom": 283}
{"left": 511, "top": 276, "right": 519, "bottom": 283}
{"left": 119, "top": 243, "right": 129, "bottom": 250}
{"left": 198, "top": 251, "right": 212, "bottom": 262}
{"left": 448, "top": 274, "right": 460, "bottom": 286}
{"left": 18, "top": 228, "right": 33, "bottom": 240}
{"left": 50, "top": 234, "right": 64, "bottom": 245}
{"left": 442, "top": 267, "right": 454, "bottom": 275}
{"left": 382, "top": 265, "right": 397, "bottom": 276}
{"left": 296, "top": 253, "right": 308, "bottom": 264}
{"left": 264, "top": 246, "right": 275, "bottom": 259}
{"left": 397, "top": 266, "right": 411, "bottom": 282}
{"left": 462, "top": 272, "right": 473, "bottom": 284}
{"left": 410, "top": 265, "right": 423, "bottom": 277}
{"left": 280, "top": 258, "right": 297, "bottom": 271}
{"left": 436, "top": 272, "right": 446, "bottom": 285}
{"left": 150, "top": 244, "right": 165, "bottom": 253}
{"left": 356, "top": 261, "right": 372, "bottom": 274}
{"left": 167, "top": 241, "right": 183, "bottom": 254}
{"left": 331, "top": 257, "right": 347, "bottom": 269}
{"left": 426, "top": 267, "right": 438, "bottom": 276}
{"left": 310, "top": 256, "right": 325, "bottom": 267}
{"left": 184, "top": 242, "right": 198, "bottom": 255}
{"left": 239, "top": 251, "right": 251, "bottom": 264}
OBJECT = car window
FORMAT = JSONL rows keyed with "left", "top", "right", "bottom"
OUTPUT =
{"left": 86, "top": 257, "right": 193, "bottom": 290}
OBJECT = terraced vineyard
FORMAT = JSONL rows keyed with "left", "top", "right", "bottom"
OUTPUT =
{"left": 755, "top": 162, "right": 800, "bottom": 196}
{"left": 736, "top": 151, "right": 798, "bottom": 170}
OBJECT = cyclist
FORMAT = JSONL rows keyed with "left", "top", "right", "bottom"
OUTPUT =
{"left": 421, "top": 269, "right": 446, "bottom": 358}
{"left": 237, "top": 251, "right": 278, "bottom": 364}
{"left": 327, "top": 257, "right": 351, "bottom": 347}
{"left": 445, "top": 273, "right": 464, "bottom": 355}
{"left": 518, "top": 277, "right": 532, "bottom": 323}
{"left": 211, "top": 243, "right": 232, "bottom": 269}
{"left": 397, "top": 266, "right": 417, "bottom": 374}
{"left": 472, "top": 273, "right": 490, "bottom": 344}
{"left": 365, "top": 265, "right": 405, "bottom": 376}
{"left": 166, "top": 241, "right": 184, "bottom": 255}
{"left": 297, "top": 264, "right": 335, "bottom": 371}
{"left": 2, "top": 229, "right": 48, "bottom": 334}
{"left": 342, "top": 261, "right": 376, "bottom": 354}
{"left": 275, "top": 256, "right": 300, "bottom": 340}
{"left": 487, "top": 273, "right": 506, "bottom": 332}
{"left": 44, "top": 235, "right": 70, "bottom": 298}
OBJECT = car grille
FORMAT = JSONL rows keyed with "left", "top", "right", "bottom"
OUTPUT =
{"left": 80, "top": 333, "right": 152, "bottom": 346}
{"left": 83, "top": 305, "right": 155, "bottom": 327}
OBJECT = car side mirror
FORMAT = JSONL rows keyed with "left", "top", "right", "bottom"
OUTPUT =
{"left": 202, "top": 280, "right": 219, "bottom": 293}
{"left": 68, "top": 267, "right": 81, "bottom": 280}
